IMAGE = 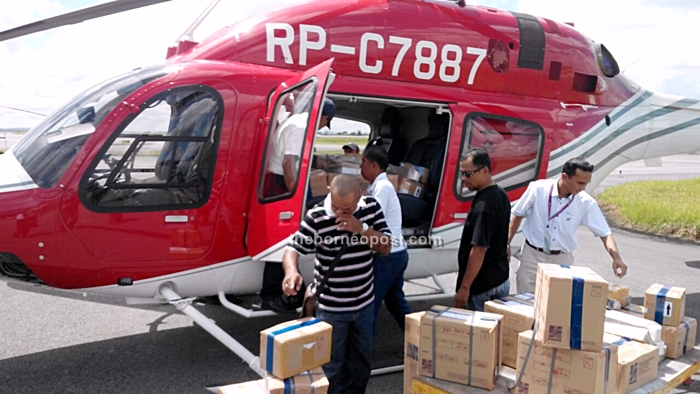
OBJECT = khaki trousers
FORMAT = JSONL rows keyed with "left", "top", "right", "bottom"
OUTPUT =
{"left": 516, "top": 242, "right": 574, "bottom": 294}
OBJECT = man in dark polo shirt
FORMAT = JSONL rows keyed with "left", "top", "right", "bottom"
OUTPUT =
{"left": 281, "top": 174, "right": 391, "bottom": 394}
{"left": 455, "top": 148, "right": 511, "bottom": 311}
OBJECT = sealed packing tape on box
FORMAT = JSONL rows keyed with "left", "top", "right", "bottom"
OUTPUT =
{"left": 404, "top": 312, "right": 425, "bottom": 394}
{"left": 661, "top": 316, "right": 697, "bottom": 359}
{"left": 484, "top": 298, "right": 535, "bottom": 368}
{"left": 260, "top": 318, "right": 332, "bottom": 379}
{"left": 515, "top": 330, "right": 618, "bottom": 394}
{"left": 644, "top": 283, "right": 686, "bottom": 327}
{"left": 418, "top": 305, "right": 502, "bottom": 390}
{"left": 606, "top": 309, "right": 666, "bottom": 363}
{"left": 534, "top": 264, "right": 608, "bottom": 352}
{"left": 218, "top": 368, "right": 328, "bottom": 394}
{"left": 604, "top": 334, "right": 658, "bottom": 393}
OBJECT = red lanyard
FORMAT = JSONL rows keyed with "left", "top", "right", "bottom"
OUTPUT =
{"left": 548, "top": 184, "right": 573, "bottom": 221}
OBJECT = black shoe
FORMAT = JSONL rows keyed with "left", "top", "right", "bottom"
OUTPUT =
{"left": 261, "top": 297, "right": 298, "bottom": 315}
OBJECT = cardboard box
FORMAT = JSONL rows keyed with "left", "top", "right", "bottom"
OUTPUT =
{"left": 387, "top": 173, "right": 402, "bottom": 192}
{"left": 644, "top": 284, "right": 686, "bottom": 327}
{"left": 605, "top": 335, "right": 658, "bottom": 393}
{"left": 606, "top": 309, "right": 666, "bottom": 363}
{"left": 515, "top": 330, "right": 618, "bottom": 394}
{"left": 661, "top": 316, "right": 697, "bottom": 359}
{"left": 608, "top": 283, "right": 630, "bottom": 309}
{"left": 484, "top": 299, "right": 535, "bottom": 368}
{"left": 605, "top": 321, "right": 652, "bottom": 344}
{"left": 506, "top": 293, "right": 535, "bottom": 305}
{"left": 387, "top": 164, "right": 408, "bottom": 178}
{"left": 400, "top": 162, "right": 430, "bottom": 183}
{"left": 398, "top": 178, "right": 426, "bottom": 199}
{"left": 260, "top": 318, "right": 332, "bottom": 379}
{"left": 534, "top": 264, "right": 608, "bottom": 352}
{"left": 313, "top": 154, "right": 329, "bottom": 170}
{"left": 404, "top": 312, "right": 425, "bottom": 394}
{"left": 309, "top": 169, "right": 329, "bottom": 197}
{"left": 621, "top": 303, "right": 646, "bottom": 317}
{"left": 219, "top": 368, "right": 328, "bottom": 394}
{"left": 419, "top": 306, "right": 502, "bottom": 390}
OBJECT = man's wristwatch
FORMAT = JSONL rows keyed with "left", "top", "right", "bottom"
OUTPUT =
{"left": 361, "top": 223, "right": 369, "bottom": 233}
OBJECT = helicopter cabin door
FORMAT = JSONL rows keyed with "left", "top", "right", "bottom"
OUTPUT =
{"left": 246, "top": 59, "right": 334, "bottom": 261}
{"left": 431, "top": 104, "right": 546, "bottom": 249}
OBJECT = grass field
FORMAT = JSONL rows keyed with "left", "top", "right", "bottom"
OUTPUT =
{"left": 597, "top": 178, "right": 700, "bottom": 243}
{"left": 315, "top": 135, "right": 369, "bottom": 145}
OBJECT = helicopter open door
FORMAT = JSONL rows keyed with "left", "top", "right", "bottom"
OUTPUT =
{"left": 246, "top": 59, "right": 334, "bottom": 261}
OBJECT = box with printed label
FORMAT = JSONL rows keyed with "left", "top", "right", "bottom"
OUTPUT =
{"left": 534, "top": 263, "right": 608, "bottom": 352}
{"left": 218, "top": 368, "right": 328, "bottom": 394}
{"left": 506, "top": 293, "right": 535, "bottom": 305}
{"left": 661, "top": 316, "right": 697, "bottom": 359}
{"left": 604, "top": 334, "right": 658, "bottom": 393}
{"left": 515, "top": 330, "right": 618, "bottom": 394}
{"left": 484, "top": 299, "right": 535, "bottom": 368}
{"left": 398, "top": 178, "right": 426, "bottom": 199}
{"left": 418, "top": 306, "right": 502, "bottom": 390}
{"left": 644, "top": 283, "right": 686, "bottom": 327}
{"left": 400, "top": 162, "right": 430, "bottom": 183}
{"left": 404, "top": 312, "right": 425, "bottom": 394}
{"left": 260, "top": 318, "right": 332, "bottom": 379}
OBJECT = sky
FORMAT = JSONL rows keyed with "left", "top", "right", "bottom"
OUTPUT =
{"left": 2, "top": 0, "right": 700, "bottom": 129}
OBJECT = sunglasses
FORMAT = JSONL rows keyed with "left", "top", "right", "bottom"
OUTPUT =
{"left": 460, "top": 167, "right": 483, "bottom": 178}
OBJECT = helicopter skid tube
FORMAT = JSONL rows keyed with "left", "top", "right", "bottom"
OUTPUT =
{"left": 158, "top": 284, "right": 266, "bottom": 377}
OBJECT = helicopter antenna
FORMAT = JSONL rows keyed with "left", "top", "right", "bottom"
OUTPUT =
{"left": 622, "top": 56, "right": 642, "bottom": 74}
{"left": 166, "top": 0, "right": 221, "bottom": 58}
{"left": 0, "top": 105, "right": 45, "bottom": 117}
{"left": 176, "top": 0, "right": 221, "bottom": 42}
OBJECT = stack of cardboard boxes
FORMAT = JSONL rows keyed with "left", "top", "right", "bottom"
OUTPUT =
{"left": 404, "top": 306, "right": 503, "bottom": 393}
{"left": 387, "top": 163, "right": 430, "bottom": 199}
{"left": 311, "top": 153, "right": 369, "bottom": 197}
{"left": 643, "top": 284, "right": 696, "bottom": 359}
{"left": 218, "top": 317, "right": 333, "bottom": 394}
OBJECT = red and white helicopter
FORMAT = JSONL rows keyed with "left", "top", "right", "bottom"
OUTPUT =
{"left": 2, "top": 0, "right": 699, "bottom": 375}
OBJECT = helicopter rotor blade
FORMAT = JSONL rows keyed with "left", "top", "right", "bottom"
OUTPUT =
{"left": 0, "top": 0, "right": 172, "bottom": 43}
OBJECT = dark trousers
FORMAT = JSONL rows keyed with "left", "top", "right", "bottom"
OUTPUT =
{"left": 261, "top": 262, "right": 284, "bottom": 300}
{"left": 372, "top": 249, "right": 411, "bottom": 331}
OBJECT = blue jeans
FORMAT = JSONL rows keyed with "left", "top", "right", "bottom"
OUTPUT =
{"left": 317, "top": 304, "right": 374, "bottom": 394}
{"left": 373, "top": 249, "right": 411, "bottom": 331}
{"left": 468, "top": 279, "right": 510, "bottom": 311}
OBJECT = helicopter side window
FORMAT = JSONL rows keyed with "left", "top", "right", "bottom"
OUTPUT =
{"left": 455, "top": 114, "right": 544, "bottom": 200}
{"left": 81, "top": 87, "right": 221, "bottom": 211}
{"left": 258, "top": 81, "right": 317, "bottom": 201}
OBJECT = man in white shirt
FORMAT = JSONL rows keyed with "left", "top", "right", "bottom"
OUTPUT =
{"left": 360, "top": 146, "right": 412, "bottom": 331}
{"left": 508, "top": 157, "right": 628, "bottom": 294}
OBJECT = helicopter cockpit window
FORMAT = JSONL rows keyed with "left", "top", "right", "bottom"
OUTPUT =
{"left": 81, "top": 87, "right": 221, "bottom": 211}
{"left": 455, "top": 114, "right": 543, "bottom": 200}
{"left": 595, "top": 43, "right": 620, "bottom": 78}
{"left": 259, "top": 81, "right": 317, "bottom": 201}
{"left": 12, "top": 65, "right": 173, "bottom": 188}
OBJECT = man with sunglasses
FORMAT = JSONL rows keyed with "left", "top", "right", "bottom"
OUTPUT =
{"left": 455, "top": 148, "right": 511, "bottom": 311}
{"left": 508, "top": 157, "right": 628, "bottom": 294}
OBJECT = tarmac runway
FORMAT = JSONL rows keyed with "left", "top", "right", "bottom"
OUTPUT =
{"left": 1, "top": 155, "right": 699, "bottom": 393}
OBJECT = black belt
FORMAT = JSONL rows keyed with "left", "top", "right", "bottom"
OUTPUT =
{"left": 526, "top": 239, "right": 563, "bottom": 255}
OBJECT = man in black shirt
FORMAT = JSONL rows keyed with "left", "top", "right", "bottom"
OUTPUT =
{"left": 455, "top": 148, "right": 511, "bottom": 311}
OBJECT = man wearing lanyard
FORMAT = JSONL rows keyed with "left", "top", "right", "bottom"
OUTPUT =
{"left": 508, "top": 157, "right": 628, "bottom": 294}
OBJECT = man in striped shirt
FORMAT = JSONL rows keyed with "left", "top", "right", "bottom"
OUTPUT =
{"left": 282, "top": 174, "right": 391, "bottom": 394}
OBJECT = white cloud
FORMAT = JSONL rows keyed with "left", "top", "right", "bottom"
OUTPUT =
{"left": 2, "top": 0, "right": 699, "bottom": 129}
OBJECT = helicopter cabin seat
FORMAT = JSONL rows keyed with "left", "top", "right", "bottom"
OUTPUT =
{"left": 398, "top": 110, "right": 449, "bottom": 228}
{"left": 367, "top": 107, "right": 406, "bottom": 166}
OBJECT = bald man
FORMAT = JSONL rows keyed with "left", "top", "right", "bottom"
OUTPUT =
{"left": 282, "top": 174, "right": 391, "bottom": 394}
